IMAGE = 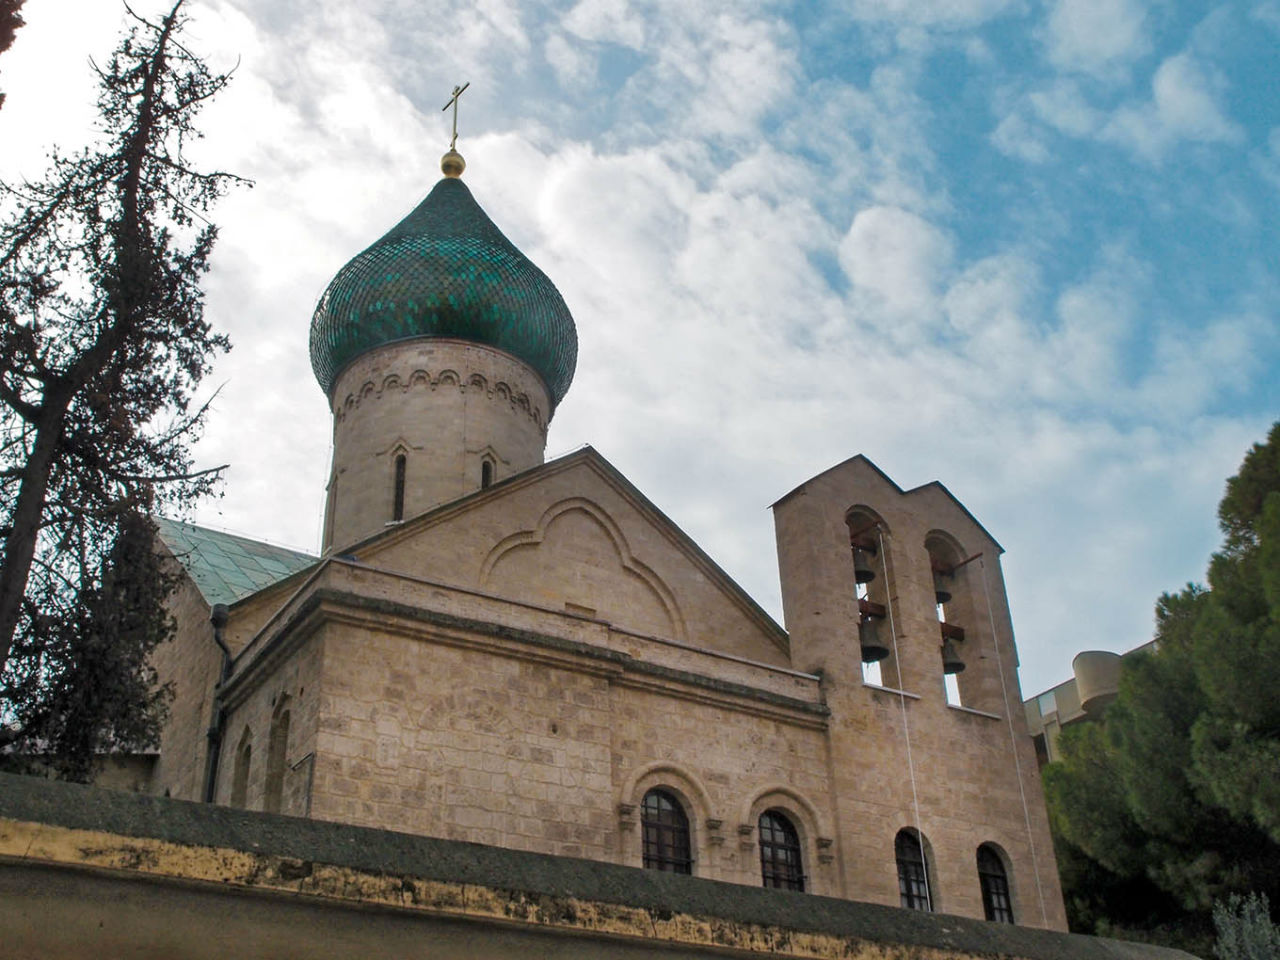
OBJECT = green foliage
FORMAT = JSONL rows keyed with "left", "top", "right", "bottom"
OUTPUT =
{"left": 0, "top": 3, "right": 240, "bottom": 779}
{"left": 1045, "top": 422, "right": 1280, "bottom": 941}
{"left": 2, "top": 513, "right": 175, "bottom": 781}
{"left": 1213, "top": 893, "right": 1280, "bottom": 960}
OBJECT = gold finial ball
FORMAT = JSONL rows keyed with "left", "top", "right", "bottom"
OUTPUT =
{"left": 441, "top": 149, "right": 466, "bottom": 178}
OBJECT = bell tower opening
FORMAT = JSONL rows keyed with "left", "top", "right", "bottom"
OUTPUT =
{"left": 846, "top": 507, "right": 897, "bottom": 689}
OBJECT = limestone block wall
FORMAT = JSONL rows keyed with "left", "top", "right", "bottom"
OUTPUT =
{"left": 608, "top": 684, "right": 836, "bottom": 895}
{"left": 148, "top": 570, "right": 219, "bottom": 801}
{"left": 362, "top": 450, "right": 791, "bottom": 667}
{"left": 147, "top": 561, "right": 317, "bottom": 803}
{"left": 773, "top": 457, "right": 1067, "bottom": 929}
{"left": 308, "top": 620, "right": 616, "bottom": 859}
{"left": 213, "top": 631, "right": 323, "bottom": 817}
{"left": 302, "top": 613, "right": 837, "bottom": 882}
{"left": 324, "top": 339, "right": 551, "bottom": 552}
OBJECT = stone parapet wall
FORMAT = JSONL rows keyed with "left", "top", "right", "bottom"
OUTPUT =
{"left": 0, "top": 774, "right": 1197, "bottom": 960}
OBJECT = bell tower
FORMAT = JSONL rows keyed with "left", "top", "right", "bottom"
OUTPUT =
{"left": 309, "top": 122, "right": 578, "bottom": 552}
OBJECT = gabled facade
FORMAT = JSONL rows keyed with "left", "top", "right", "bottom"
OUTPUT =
{"left": 146, "top": 148, "right": 1068, "bottom": 931}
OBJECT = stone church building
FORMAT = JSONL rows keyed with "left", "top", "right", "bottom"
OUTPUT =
{"left": 144, "top": 147, "right": 1068, "bottom": 932}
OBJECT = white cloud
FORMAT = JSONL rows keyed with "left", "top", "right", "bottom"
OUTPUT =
{"left": 563, "top": 0, "right": 646, "bottom": 48}
{"left": 843, "top": 0, "right": 1019, "bottom": 28}
{"left": 991, "top": 111, "right": 1051, "bottom": 163}
{"left": 1103, "top": 52, "right": 1243, "bottom": 161}
{"left": 644, "top": 12, "right": 799, "bottom": 141}
{"left": 545, "top": 33, "right": 596, "bottom": 89}
{"left": 840, "top": 206, "right": 954, "bottom": 337}
{"left": 0, "top": 0, "right": 1272, "bottom": 703}
{"left": 1028, "top": 79, "right": 1103, "bottom": 137}
{"left": 1043, "top": 0, "right": 1149, "bottom": 76}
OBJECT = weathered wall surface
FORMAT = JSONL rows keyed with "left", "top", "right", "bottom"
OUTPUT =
{"left": 325, "top": 339, "right": 551, "bottom": 551}
{"left": 774, "top": 456, "right": 1066, "bottom": 929}
{"left": 156, "top": 448, "right": 1066, "bottom": 933}
{"left": 0, "top": 778, "right": 1192, "bottom": 960}
{"left": 0, "top": 776, "right": 1198, "bottom": 960}
{"left": 362, "top": 450, "right": 790, "bottom": 666}
{"left": 148, "top": 567, "right": 219, "bottom": 801}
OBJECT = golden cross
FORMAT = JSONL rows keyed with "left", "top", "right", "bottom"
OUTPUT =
{"left": 441, "top": 82, "right": 470, "bottom": 151}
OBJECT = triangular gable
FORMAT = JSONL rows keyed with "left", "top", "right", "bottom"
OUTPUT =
{"left": 347, "top": 447, "right": 791, "bottom": 665}
{"left": 771, "top": 453, "right": 1003, "bottom": 553}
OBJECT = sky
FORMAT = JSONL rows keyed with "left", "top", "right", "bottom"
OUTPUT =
{"left": 1, "top": 0, "right": 1277, "bottom": 696}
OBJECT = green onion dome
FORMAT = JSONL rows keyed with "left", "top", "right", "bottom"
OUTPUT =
{"left": 309, "top": 177, "right": 577, "bottom": 409}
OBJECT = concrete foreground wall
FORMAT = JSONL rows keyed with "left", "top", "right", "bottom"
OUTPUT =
{"left": 0, "top": 775, "right": 1195, "bottom": 960}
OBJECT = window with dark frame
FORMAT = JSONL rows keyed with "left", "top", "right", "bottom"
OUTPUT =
{"left": 481, "top": 459, "right": 493, "bottom": 489}
{"left": 895, "top": 830, "right": 932, "bottom": 911}
{"left": 393, "top": 453, "right": 406, "bottom": 521}
{"left": 641, "top": 789, "right": 692, "bottom": 874}
{"left": 977, "top": 844, "right": 1014, "bottom": 923}
{"left": 758, "top": 809, "right": 804, "bottom": 891}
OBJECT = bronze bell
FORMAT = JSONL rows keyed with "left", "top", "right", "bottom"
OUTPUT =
{"left": 932, "top": 567, "right": 953, "bottom": 605}
{"left": 941, "top": 638, "right": 965, "bottom": 674}
{"left": 859, "top": 617, "right": 890, "bottom": 663}
{"left": 853, "top": 542, "right": 877, "bottom": 584}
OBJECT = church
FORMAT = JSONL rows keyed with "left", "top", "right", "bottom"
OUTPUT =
{"left": 142, "top": 137, "right": 1068, "bottom": 932}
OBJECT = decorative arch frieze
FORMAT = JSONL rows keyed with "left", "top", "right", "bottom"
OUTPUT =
{"left": 333, "top": 367, "right": 547, "bottom": 433}
{"left": 479, "top": 497, "right": 687, "bottom": 643}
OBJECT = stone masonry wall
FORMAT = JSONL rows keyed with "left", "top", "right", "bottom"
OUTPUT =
{"left": 324, "top": 339, "right": 551, "bottom": 552}
{"left": 774, "top": 457, "right": 1067, "bottom": 929}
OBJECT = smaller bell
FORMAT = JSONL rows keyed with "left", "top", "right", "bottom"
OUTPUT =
{"left": 941, "top": 638, "right": 965, "bottom": 674}
{"left": 853, "top": 541, "right": 877, "bottom": 584}
{"left": 932, "top": 567, "right": 953, "bottom": 605}
{"left": 859, "top": 617, "right": 890, "bottom": 663}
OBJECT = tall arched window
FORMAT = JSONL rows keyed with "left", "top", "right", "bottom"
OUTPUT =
{"left": 977, "top": 844, "right": 1014, "bottom": 923}
{"left": 230, "top": 728, "right": 252, "bottom": 809}
{"left": 264, "top": 697, "right": 291, "bottom": 814}
{"left": 641, "top": 789, "right": 692, "bottom": 874}
{"left": 895, "top": 829, "right": 932, "bottom": 911}
{"left": 759, "top": 809, "right": 804, "bottom": 891}
{"left": 481, "top": 459, "right": 494, "bottom": 489}
{"left": 392, "top": 453, "right": 407, "bottom": 521}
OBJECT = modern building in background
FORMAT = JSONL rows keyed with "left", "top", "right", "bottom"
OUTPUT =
{"left": 1023, "top": 642, "right": 1157, "bottom": 765}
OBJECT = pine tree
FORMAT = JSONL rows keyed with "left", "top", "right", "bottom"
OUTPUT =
{"left": 1044, "top": 423, "right": 1280, "bottom": 948}
{"left": 0, "top": 1, "right": 242, "bottom": 778}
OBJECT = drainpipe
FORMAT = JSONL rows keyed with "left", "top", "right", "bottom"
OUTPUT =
{"left": 202, "top": 603, "right": 232, "bottom": 803}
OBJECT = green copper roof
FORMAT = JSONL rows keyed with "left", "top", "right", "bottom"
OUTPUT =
{"left": 153, "top": 517, "right": 317, "bottom": 606}
{"left": 309, "top": 177, "right": 578, "bottom": 408}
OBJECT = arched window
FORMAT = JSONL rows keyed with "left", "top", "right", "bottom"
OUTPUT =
{"left": 481, "top": 459, "right": 494, "bottom": 489}
{"left": 895, "top": 829, "right": 932, "bottom": 911}
{"left": 977, "top": 844, "right": 1014, "bottom": 923}
{"left": 759, "top": 809, "right": 804, "bottom": 891}
{"left": 641, "top": 789, "right": 692, "bottom": 874}
{"left": 230, "top": 729, "right": 252, "bottom": 809}
{"left": 264, "top": 697, "right": 291, "bottom": 814}
{"left": 392, "top": 454, "right": 407, "bottom": 521}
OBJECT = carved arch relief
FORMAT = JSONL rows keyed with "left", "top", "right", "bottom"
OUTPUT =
{"left": 334, "top": 368, "right": 546, "bottom": 432}
{"left": 481, "top": 498, "right": 687, "bottom": 643}
{"left": 616, "top": 761, "right": 720, "bottom": 872}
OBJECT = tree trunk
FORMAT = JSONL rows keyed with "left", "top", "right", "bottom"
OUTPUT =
{"left": 0, "top": 389, "right": 70, "bottom": 675}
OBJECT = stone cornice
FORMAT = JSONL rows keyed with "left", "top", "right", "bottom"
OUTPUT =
{"left": 224, "top": 586, "right": 827, "bottom": 727}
